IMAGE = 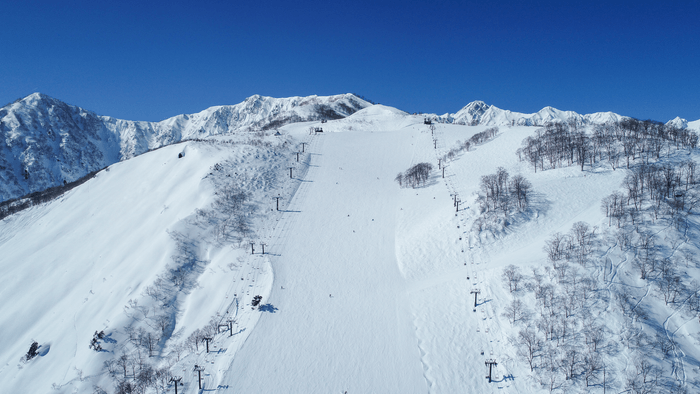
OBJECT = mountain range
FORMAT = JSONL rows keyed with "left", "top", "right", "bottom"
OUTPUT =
{"left": 1, "top": 93, "right": 698, "bottom": 203}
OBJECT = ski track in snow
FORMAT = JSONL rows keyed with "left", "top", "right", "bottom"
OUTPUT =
{"left": 221, "top": 123, "right": 429, "bottom": 393}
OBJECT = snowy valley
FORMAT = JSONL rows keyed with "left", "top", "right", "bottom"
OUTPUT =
{"left": 2, "top": 95, "right": 700, "bottom": 394}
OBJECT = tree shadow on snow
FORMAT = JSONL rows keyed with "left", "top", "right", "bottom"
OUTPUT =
{"left": 102, "top": 332, "right": 117, "bottom": 344}
{"left": 38, "top": 343, "right": 50, "bottom": 357}
{"left": 259, "top": 303, "right": 278, "bottom": 313}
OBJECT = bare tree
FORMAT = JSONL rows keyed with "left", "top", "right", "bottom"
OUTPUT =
{"left": 510, "top": 174, "right": 532, "bottom": 210}
{"left": 582, "top": 352, "right": 602, "bottom": 387}
{"left": 563, "top": 347, "right": 581, "bottom": 380}
{"left": 516, "top": 328, "right": 542, "bottom": 371}
{"left": 394, "top": 172, "right": 403, "bottom": 187}
{"left": 503, "top": 264, "right": 523, "bottom": 293}
{"left": 503, "top": 298, "right": 528, "bottom": 324}
{"left": 401, "top": 163, "right": 433, "bottom": 188}
{"left": 544, "top": 232, "right": 572, "bottom": 263}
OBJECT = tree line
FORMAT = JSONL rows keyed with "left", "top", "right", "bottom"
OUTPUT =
{"left": 478, "top": 167, "right": 532, "bottom": 217}
{"left": 395, "top": 163, "right": 434, "bottom": 188}
{"left": 601, "top": 160, "right": 699, "bottom": 228}
{"left": 505, "top": 166, "right": 700, "bottom": 392}
{"left": 0, "top": 169, "right": 99, "bottom": 220}
{"left": 517, "top": 119, "right": 699, "bottom": 173}
{"left": 440, "top": 127, "right": 499, "bottom": 162}
{"left": 502, "top": 223, "right": 610, "bottom": 391}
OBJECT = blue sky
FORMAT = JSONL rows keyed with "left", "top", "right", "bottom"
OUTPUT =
{"left": 1, "top": 0, "right": 698, "bottom": 122}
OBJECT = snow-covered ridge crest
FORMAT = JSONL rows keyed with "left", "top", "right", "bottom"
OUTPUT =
{"left": 431, "top": 100, "right": 628, "bottom": 127}
{"left": 0, "top": 92, "right": 370, "bottom": 202}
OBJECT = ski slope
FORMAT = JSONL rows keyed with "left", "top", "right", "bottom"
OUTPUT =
{"left": 224, "top": 114, "right": 428, "bottom": 393}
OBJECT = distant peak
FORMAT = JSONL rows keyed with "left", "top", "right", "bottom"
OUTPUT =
{"left": 18, "top": 92, "right": 61, "bottom": 106}
{"left": 464, "top": 100, "right": 489, "bottom": 108}
{"left": 2, "top": 92, "right": 57, "bottom": 110}
{"left": 666, "top": 116, "right": 688, "bottom": 129}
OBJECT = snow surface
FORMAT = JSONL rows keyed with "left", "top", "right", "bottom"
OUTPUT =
{"left": 3, "top": 100, "right": 700, "bottom": 393}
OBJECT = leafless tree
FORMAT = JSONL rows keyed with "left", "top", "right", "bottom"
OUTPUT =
{"left": 503, "top": 264, "right": 523, "bottom": 293}
{"left": 394, "top": 172, "right": 403, "bottom": 187}
{"left": 503, "top": 298, "right": 528, "bottom": 324}
{"left": 582, "top": 352, "right": 602, "bottom": 387}
{"left": 516, "top": 328, "right": 542, "bottom": 371}
{"left": 510, "top": 174, "right": 531, "bottom": 210}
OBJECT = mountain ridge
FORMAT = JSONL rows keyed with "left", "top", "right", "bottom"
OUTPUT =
{"left": 0, "top": 92, "right": 369, "bottom": 202}
{"left": 2, "top": 92, "right": 699, "bottom": 204}
{"left": 434, "top": 100, "right": 631, "bottom": 127}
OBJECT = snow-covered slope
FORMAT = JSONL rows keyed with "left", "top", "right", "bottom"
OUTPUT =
{"left": 0, "top": 131, "right": 304, "bottom": 393}
{"left": 0, "top": 93, "right": 369, "bottom": 202}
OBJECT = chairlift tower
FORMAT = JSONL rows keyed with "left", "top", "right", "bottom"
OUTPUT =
{"left": 193, "top": 365, "right": 205, "bottom": 390}
{"left": 170, "top": 376, "right": 183, "bottom": 394}
{"left": 471, "top": 289, "right": 481, "bottom": 308}
{"left": 485, "top": 359, "right": 497, "bottom": 383}
{"left": 273, "top": 195, "right": 282, "bottom": 211}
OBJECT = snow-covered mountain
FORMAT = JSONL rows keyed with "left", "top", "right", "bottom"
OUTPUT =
{"left": 3, "top": 92, "right": 699, "bottom": 205}
{"left": 4, "top": 100, "right": 700, "bottom": 393}
{"left": 0, "top": 93, "right": 369, "bottom": 202}
{"left": 666, "top": 116, "right": 700, "bottom": 131}
{"left": 431, "top": 100, "right": 627, "bottom": 126}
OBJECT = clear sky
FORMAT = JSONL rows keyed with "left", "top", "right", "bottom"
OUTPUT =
{"left": 1, "top": 0, "right": 698, "bottom": 122}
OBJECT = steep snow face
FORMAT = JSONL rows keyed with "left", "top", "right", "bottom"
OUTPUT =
{"left": 0, "top": 93, "right": 121, "bottom": 202}
{"left": 449, "top": 100, "right": 491, "bottom": 125}
{"left": 0, "top": 93, "right": 370, "bottom": 202}
{"left": 433, "top": 100, "right": 627, "bottom": 127}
